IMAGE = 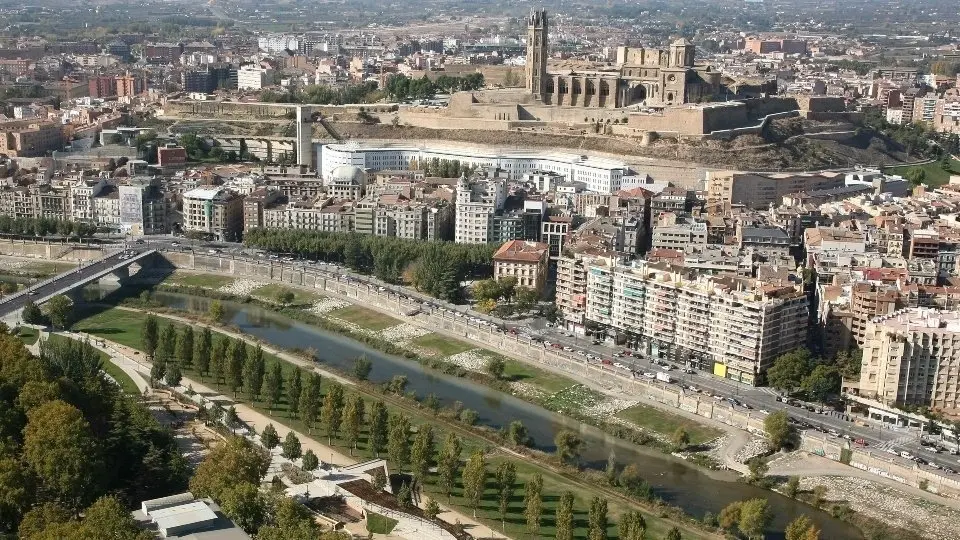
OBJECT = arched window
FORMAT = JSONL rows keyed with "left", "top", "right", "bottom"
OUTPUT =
{"left": 558, "top": 79, "right": 567, "bottom": 94}
{"left": 572, "top": 80, "right": 581, "bottom": 95}
{"left": 599, "top": 81, "right": 610, "bottom": 96}
{"left": 586, "top": 80, "right": 595, "bottom": 95}
{"left": 545, "top": 79, "right": 555, "bottom": 93}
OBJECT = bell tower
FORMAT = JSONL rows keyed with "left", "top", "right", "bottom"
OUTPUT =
{"left": 526, "top": 9, "right": 548, "bottom": 99}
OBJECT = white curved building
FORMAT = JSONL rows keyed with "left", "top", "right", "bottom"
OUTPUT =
{"left": 318, "top": 141, "right": 630, "bottom": 194}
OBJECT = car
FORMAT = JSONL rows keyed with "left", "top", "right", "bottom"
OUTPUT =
{"left": 586, "top": 354, "right": 596, "bottom": 360}
{"left": 886, "top": 448, "right": 899, "bottom": 455}
{"left": 684, "top": 368, "right": 696, "bottom": 374}
{"left": 171, "top": 241, "right": 180, "bottom": 246}
{"left": 742, "top": 403, "right": 753, "bottom": 410}
{"left": 135, "top": 239, "right": 144, "bottom": 244}
{"left": 563, "top": 346, "right": 573, "bottom": 352}
{"left": 642, "top": 372, "right": 656, "bottom": 379}
{"left": 552, "top": 343, "right": 561, "bottom": 349}
{"left": 900, "top": 451, "right": 914, "bottom": 459}
{"left": 945, "top": 468, "right": 956, "bottom": 474}
{"left": 613, "top": 362, "right": 625, "bottom": 369}
{"left": 759, "top": 409, "right": 770, "bottom": 415}
{"left": 687, "top": 386, "right": 700, "bottom": 393}
{"left": 27, "top": 290, "right": 36, "bottom": 296}
{"left": 576, "top": 350, "right": 586, "bottom": 357}
{"left": 544, "top": 341, "right": 552, "bottom": 347}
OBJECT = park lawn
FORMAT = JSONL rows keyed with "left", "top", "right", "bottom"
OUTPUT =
{"left": 45, "top": 333, "right": 141, "bottom": 394}
{"left": 498, "top": 356, "right": 578, "bottom": 394}
{"left": 15, "top": 326, "right": 39, "bottom": 345}
{"left": 409, "top": 333, "right": 475, "bottom": 357}
{"left": 70, "top": 307, "right": 286, "bottom": 374}
{"left": 328, "top": 305, "right": 400, "bottom": 331}
{"left": 615, "top": 404, "right": 723, "bottom": 446}
{"left": 365, "top": 512, "right": 398, "bottom": 534}
{"left": 167, "top": 272, "right": 235, "bottom": 290}
{"left": 888, "top": 157, "right": 960, "bottom": 187}
{"left": 251, "top": 283, "right": 322, "bottom": 306}
{"left": 70, "top": 308, "right": 709, "bottom": 540}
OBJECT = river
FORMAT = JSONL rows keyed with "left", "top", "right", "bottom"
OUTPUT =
{"left": 95, "top": 287, "right": 862, "bottom": 539}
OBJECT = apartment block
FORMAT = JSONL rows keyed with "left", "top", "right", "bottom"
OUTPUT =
{"left": 859, "top": 308, "right": 960, "bottom": 414}
{"left": 585, "top": 259, "right": 808, "bottom": 384}
{"left": 182, "top": 186, "right": 244, "bottom": 241}
{"left": 454, "top": 175, "right": 506, "bottom": 244}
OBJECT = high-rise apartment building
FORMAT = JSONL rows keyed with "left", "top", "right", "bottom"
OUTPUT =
{"left": 454, "top": 175, "right": 506, "bottom": 244}
{"left": 859, "top": 308, "right": 960, "bottom": 414}
{"left": 585, "top": 259, "right": 808, "bottom": 383}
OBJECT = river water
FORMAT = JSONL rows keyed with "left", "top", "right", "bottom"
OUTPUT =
{"left": 103, "top": 288, "right": 861, "bottom": 539}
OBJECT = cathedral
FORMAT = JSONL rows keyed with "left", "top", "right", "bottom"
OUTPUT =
{"left": 525, "top": 9, "right": 720, "bottom": 109}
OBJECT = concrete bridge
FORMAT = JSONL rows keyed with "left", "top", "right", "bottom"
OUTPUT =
{"left": 0, "top": 249, "right": 160, "bottom": 322}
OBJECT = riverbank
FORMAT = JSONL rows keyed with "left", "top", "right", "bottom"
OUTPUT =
{"left": 151, "top": 274, "right": 745, "bottom": 471}
{"left": 70, "top": 302, "right": 719, "bottom": 540}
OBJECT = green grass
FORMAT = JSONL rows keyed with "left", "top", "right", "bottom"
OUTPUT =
{"left": 15, "top": 326, "right": 39, "bottom": 345}
{"left": 71, "top": 307, "right": 286, "bottom": 375}
{"left": 45, "top": 333, "right": 141, "bottom": 394}
{"left": 499, "top": 356, "right": 579, "bottom": 394}
{"left": 328, "top": 305, "right": 400, "bottom": 331}
{"left": 888, "top": 157, "right": 960, "bottom": 187}
{"left": 616, "top": 404, "right": 723, "bottom": 446}
{"left": 71, "top": 307, "right": 711, "bottom": 540}
{"left": 168, "top": 272, "right": 235, "bottom": 289}
{"left": 251, "top": 283, "right": 322, "bottom": 306}
{"left": 409, "top": 333, "right": 476, "bottom": 357}
{"left": 365, "top": 512, "right": 398, "bottom": 534}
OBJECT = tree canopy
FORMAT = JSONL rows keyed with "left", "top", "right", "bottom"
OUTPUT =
{"left": 0, "top": 327, "right": 188, "bottom": 535}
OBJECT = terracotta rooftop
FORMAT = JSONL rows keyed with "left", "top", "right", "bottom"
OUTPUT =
{"left": 493, "top": 240, "right": 549, "bottom": 263}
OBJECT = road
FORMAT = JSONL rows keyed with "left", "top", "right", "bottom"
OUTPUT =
{"left": 21, "top": 234, "right": 960, "bottom": 476}
{"left": 0, "top": 250, "right": 119, "bottom": 318}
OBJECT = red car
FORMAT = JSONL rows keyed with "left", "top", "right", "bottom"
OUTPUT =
{"left": 622, "top": 350, "right": 633, "bottom": 356}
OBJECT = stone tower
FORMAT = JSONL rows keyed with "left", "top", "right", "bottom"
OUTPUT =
{"left": 669, "top": 38, "right": 696, "bottom": 68}
{"left": 526, "top": 8, "right": 548, "bottom": 99}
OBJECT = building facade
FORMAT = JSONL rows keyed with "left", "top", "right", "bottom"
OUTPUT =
{"left": 493, "top": 240, "right": 550, "bottom": 294}
{"left": 859, "top": 308, "right": 960, "bottom": 414}
{"left": 182, "top": 186, "right": 244, "bottom": 241}
{"left": 585, "top": 259, "right": 808, "bottom": 384}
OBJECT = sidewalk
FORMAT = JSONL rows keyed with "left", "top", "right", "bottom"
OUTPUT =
{"left": 63, "top": 329, "right": 505, "bottom": 540}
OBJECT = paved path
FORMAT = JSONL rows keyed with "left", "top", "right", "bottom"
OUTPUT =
{"left": 62, "top": 328, "right": 504, "bottom": 539}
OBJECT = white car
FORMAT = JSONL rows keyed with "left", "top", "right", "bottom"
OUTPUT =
{"left": 613, "top": 362, "right": 625, "bottom": 369}
{"left": 563, "top": 346, "right": 573, "bottom": 352}
{"left": 642, "top": 372, "right": 656, "bottom": 379}
{"left": 759, "top": 409, "right": 770, "bottom": 415}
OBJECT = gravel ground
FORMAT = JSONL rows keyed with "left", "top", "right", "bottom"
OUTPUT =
{"left": 799, "top": 475, "right": 960, "bottom": 539}
{"left": 733, "top": 436, "right": 769, "bottom": 463}
{"left": 307, "top": 297, "right": 352, "bottom": 315}
{"left": 443, "top": 349, "right": 490, "bottom": 372}
{"left": 377, "top": 323, "right": 431, "bottom": 345}
{"left": 218, "top": 278, "right": 263, "bottom": 297}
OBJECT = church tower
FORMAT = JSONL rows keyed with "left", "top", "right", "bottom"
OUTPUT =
{"left": 669, "top": 38, "right": 696, "bottom": 68}
{"left": 526, "top": 9, "right": 548, "bottom": 99}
